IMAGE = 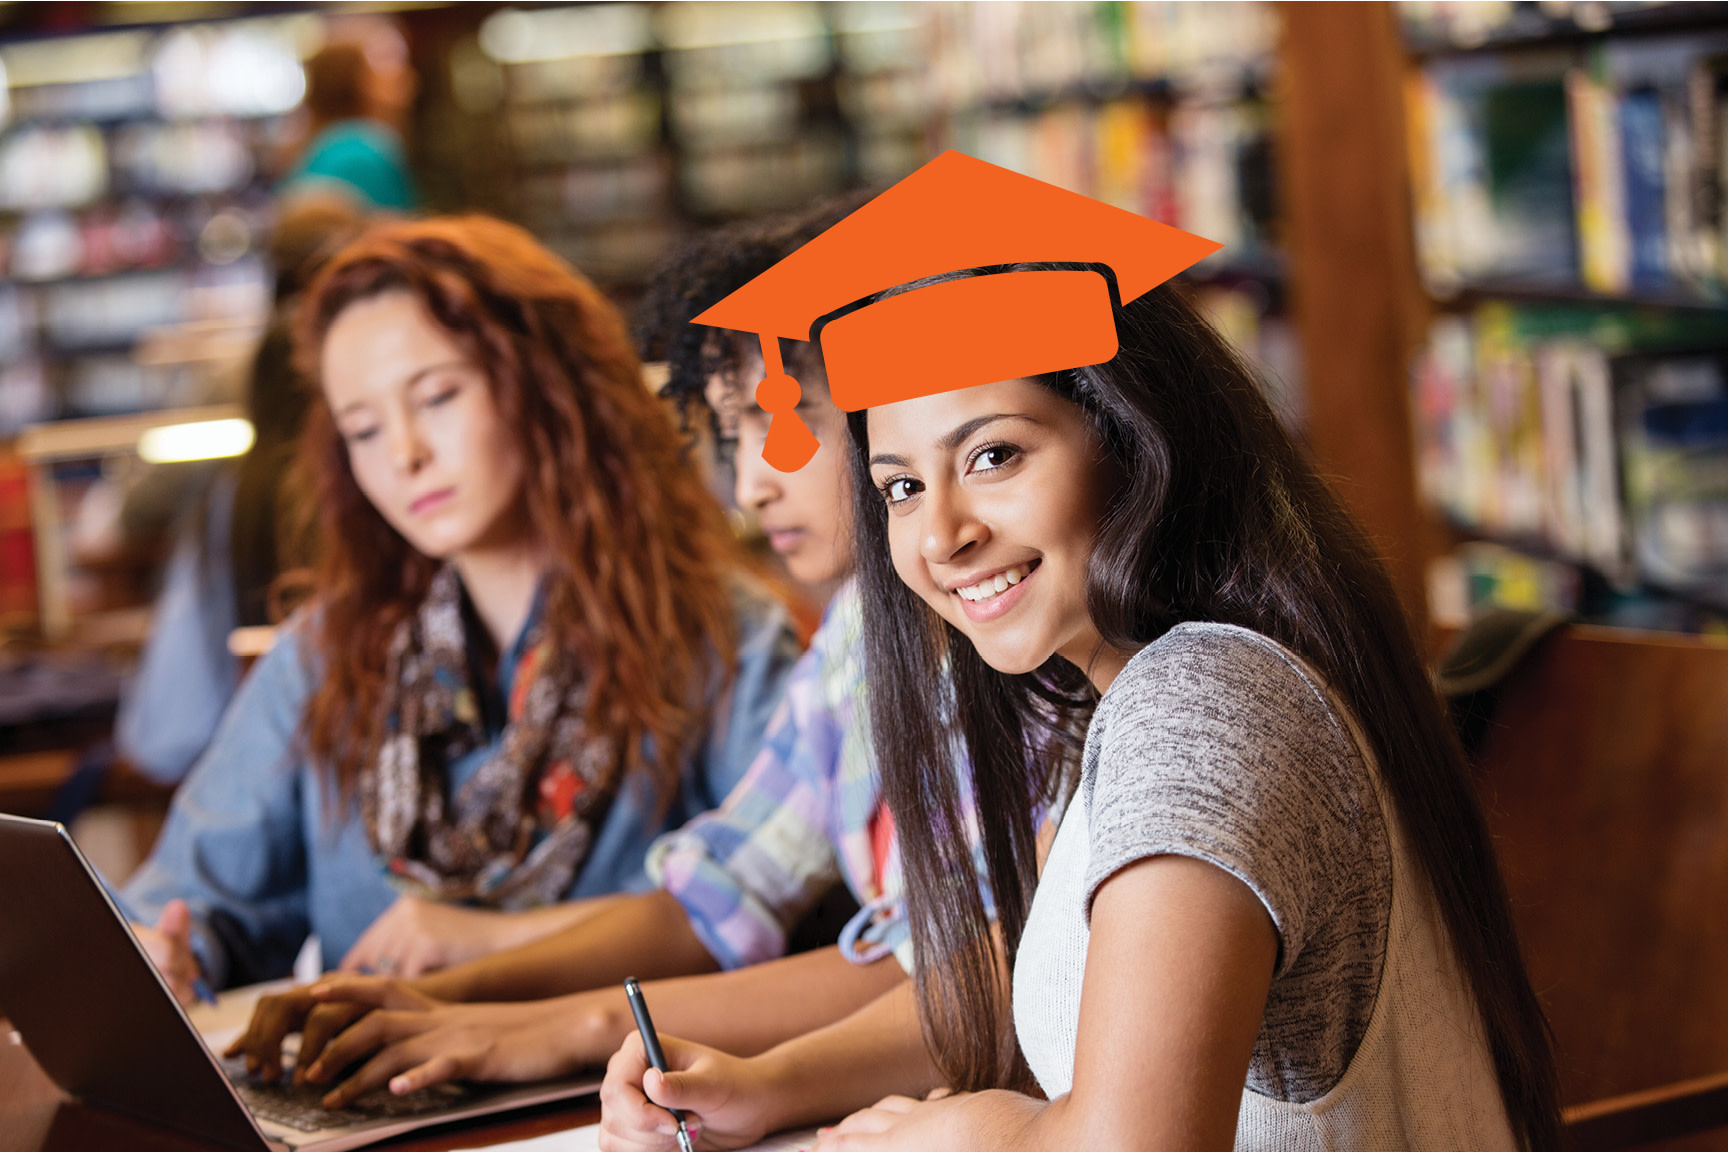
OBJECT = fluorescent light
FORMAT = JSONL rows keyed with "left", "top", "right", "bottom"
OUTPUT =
{"left": 137, "top": 417, "right": 255, "bottom": 463}
{"left": 479, "top": 5, "right": 653, "bottom": 64}
{"left": 1, "top": 31, "right": 150, "bottom": 89}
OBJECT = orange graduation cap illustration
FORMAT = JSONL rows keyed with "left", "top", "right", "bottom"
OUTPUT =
{"left": 694, "top": 150, "right": 1223, "bottom": 472}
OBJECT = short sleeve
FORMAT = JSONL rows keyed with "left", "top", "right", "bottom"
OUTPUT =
{"left": 1081, "top": 626, "right": 1379, "bottom": 980}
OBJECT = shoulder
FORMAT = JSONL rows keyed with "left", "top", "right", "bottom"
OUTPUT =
{"left": 1082, "top": 622, "right": 1373, "bottom": 862}
{"left": 1097, "top": 623, "right": 1349, "bottom": 753}
{"left": 306, "top": 120, "right": 403, "bottom": 162}
{"left": 808, "top": 580, "right": 862, "bottom": 671}
{"left": 725, "top": 571, "right": 800, "bottom": 650}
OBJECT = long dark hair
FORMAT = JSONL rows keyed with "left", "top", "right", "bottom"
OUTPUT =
{"left": 846, "top": 265, "right": 1560, "bottom": 1149}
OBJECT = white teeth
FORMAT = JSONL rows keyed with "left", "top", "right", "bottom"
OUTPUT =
{"left": 956, "top": 563, "right": 1031, "bottom": 602}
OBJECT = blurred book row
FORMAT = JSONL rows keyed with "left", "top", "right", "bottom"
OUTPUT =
{"left": 0, "top": 15, "right": 323, "bottom": 438}
{"left": 1399, "top": 0, "right": 1728, "bottom": 53}
{"left": 1412, "top": 301, "right": 1728, "bottom": 623}
{"left": 457, "top": 1, "right": 1280, "bottom": 282}
{"left": 1406, "top": 28, "right": 1728, "bottom": 301}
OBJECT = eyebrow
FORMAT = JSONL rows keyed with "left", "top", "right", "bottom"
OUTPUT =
{"left": 868, "top": 413, "right": 1027, "bottom": 469}
{"left": 335, "top": 360, "right": 470, "bottom": 419}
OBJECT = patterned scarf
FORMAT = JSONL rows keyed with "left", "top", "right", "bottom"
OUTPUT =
{"left": 358, "top": 565, "right": 623, "bottom": 909}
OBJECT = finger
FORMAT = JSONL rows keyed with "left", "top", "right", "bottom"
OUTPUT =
{"left": 817, "top": 1129, "right": 887, "bottom": 1152}
{"left": 832, "top": 1107, "right": 901, "bottom": 1137}
{"left": 602, "top": 1068, "right": 682, "bottom": 1140}
{"left": 398, "top": 939, "right": 439, "bottom": 979}
{"left": 296, "top": 1002, "right": 371, "bottom": 1080}
{"left": 309, "top": 975, "right": 425, "bottom": 1012}
{"left": 643, "top": 1065, "right": 727, "bottom": 1117}
{"left": 923, "top": 1087, "right": 953, "bottom": 1102}
{"left": 301, "top": 1011, "right": 419, "bottom": 1084}
{"left": 383, "top": 1054, "right": 464, "bottom": 1095}
{"left": 321, "top": 1043, "right": 425, "bottom": 1109}
{"left": 868, "top": 1095, "right": 920, "bottom": 1114}
{"left": 231, "top": 993, "right": 309, "bottom": 1082}
{"left": 157, "top": 898, "right": 192, "bottom": 941}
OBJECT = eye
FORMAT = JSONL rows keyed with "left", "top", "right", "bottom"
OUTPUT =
{"left": 969, "top": 443, "right": 1018, "bottom": 474}
{"left": 422, "top": 384, "right": 460, "bottom": 408}
{"left": 342, "top": 425, "right": 380, "bottom": 445}
{"left": 879, "top": 475, "right": 923, "bottom": 505}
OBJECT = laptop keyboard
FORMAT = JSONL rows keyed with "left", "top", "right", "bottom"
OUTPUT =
{"left": 224, "top": 1059, "right": 481, "bottom": 1133}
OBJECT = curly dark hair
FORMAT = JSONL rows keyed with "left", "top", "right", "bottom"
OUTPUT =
{"left": 634, "top": 189, "right": 876, "bottom": 437}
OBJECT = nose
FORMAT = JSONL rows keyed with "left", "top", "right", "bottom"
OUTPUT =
{"left": 918, "top": 479, "right": 987, "bottom": 568}
{"left": 384, "top": 413, "right": 431, "bottom": 476}
{"left": 735, "top": 429, "right": 781, "bottom": 514}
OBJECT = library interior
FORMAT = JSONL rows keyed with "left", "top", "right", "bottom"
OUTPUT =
{"left": 1, "top": 3, "right": 1727, "bottom": 1151}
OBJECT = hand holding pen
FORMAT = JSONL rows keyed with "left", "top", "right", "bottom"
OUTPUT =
{"left": 624, "top": 977, "right": 697, "bottom": 1152}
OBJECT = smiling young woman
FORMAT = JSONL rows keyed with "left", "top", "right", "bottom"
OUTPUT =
{"left": 120, "top": 216, "right": 801, "bottom": 1017}
{"left": 595, "top": 260, "right": 1561, "bottom": 1152}
{"left": 835, "top": 266, "right": 1561, "bottom": 1152}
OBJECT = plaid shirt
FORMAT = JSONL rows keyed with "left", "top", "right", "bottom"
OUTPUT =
{"left": 649, "top": 580, "right": 931, "bottom": 972}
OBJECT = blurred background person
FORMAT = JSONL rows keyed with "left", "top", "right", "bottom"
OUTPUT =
{"left": 113, "top": 194, "right": 361, "bottom": 787}
{"left": 121, "top": 216, "right": 799, "bottom": 1004}
{"left": 279, "top": 28, "right": 419, "bottom": 214}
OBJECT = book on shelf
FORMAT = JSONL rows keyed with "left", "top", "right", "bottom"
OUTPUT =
{"left": 1613, "top": 349, "right": 1728, "bottom": 606}
{"left": 1411, "top": 302, "right": 1728, "bottom": 606}
{"left": 1406, "top": 33, "right": 1728, "bottom": 301}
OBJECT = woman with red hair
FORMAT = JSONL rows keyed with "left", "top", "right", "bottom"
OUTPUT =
{"left": 122, "top": 216, "right": 800, "bottom": 1007}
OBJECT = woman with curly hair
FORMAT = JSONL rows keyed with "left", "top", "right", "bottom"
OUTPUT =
{"left": 122, "top": 216, "right": 800, "bottom": 1011}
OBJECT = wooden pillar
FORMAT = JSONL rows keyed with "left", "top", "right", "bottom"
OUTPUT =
{"left": 1277, "top": 1, "right": 1437, "bottom": 632}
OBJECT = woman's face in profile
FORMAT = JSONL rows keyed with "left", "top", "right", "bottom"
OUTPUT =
{"left": 706, "top": 346, "right": 854, "bottom": 591}
{"left": 321, "top": 290, "right": 529, "bottom": 562}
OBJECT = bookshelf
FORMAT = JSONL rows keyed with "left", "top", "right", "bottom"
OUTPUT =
{"left": 422, "top": 2, "right": 1297, "bottom": 411}
{"left": 1281, "top": 1, "right": 1728, "bottom": 640}
{"left": 0, "top": 13, "right": 325, "bottom": 639}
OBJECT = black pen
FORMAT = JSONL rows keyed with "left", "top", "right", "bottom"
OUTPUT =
{"left": 624, "top": 977, "right": 695, "bottom": 1152}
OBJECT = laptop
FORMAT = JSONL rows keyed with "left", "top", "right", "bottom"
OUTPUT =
{"left": 0, "top": 813, "right": 600, "bottom": 1151}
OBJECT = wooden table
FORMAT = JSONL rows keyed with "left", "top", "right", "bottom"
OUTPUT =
{"left": 0, "top": 1020, "right": 600, "bottom": 1152}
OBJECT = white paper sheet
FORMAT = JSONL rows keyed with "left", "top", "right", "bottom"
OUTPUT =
{"left": 453, "top": 1122, "right": 822, "bottom": 1151}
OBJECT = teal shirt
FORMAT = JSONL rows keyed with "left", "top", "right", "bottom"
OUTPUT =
{"left": 283, "top": 120, "right": 417, "bottom": 212}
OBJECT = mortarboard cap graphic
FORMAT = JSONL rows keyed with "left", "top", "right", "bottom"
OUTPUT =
{"left": 695, "top": 150, "right": 1223, "bottom": 471}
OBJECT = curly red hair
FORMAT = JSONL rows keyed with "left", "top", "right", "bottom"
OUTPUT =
{"left": 293, "top": 215, "right": 743, "bottom": 804}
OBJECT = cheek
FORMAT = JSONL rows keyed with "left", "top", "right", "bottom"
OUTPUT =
{"left": 346, "top": 446, "right": 395, "bottom": 512}
{"left": 885, "top": 516, "right": 944, "bottom": 608}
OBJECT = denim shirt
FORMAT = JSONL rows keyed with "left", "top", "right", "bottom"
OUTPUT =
{"left": 118, "top": 577, "right": 800, "bottom": 989}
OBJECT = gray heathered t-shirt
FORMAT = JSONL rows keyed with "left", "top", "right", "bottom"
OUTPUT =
{"left": 1031, "top": 621, "right": 1392, "bottom": 1103}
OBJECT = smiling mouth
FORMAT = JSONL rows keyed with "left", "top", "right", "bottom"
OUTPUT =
{"left": 953, "top": 560, "right": 1038, "bottom": 603}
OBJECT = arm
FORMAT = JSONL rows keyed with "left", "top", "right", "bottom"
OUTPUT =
{"left": 120, "top": 623, "right": 318, "bottom": 992}
{"left": 418, "top": 888, "right": 717, "bottom": 1002}
{"left": 297, "top": 943, "right": 907, "bottom": 1107}
{"left": 816, "top": 855, "right": 1277, "bottom": 1152}
{"left": 231, "top": 888, "right": 718, "bottom": 1080}
{"left": 336, "top": 891, "right": 632, "bottom": 978}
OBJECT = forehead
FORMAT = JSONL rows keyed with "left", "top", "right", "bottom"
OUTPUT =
{"left": 702, "top": 339, "right": 830, "bottom": 416}
{"left": 321, "top": 291, "right": 469, "bottom": 392}
{"left": 865, "top": 377, "right": 1052, "bottom": 453}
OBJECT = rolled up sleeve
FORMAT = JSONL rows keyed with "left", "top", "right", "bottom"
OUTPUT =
{"left": 117, "top": 623, "right": 318, "bottom": 989}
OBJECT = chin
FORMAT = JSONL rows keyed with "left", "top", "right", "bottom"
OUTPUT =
{"left": 962, "top": 636, "right": 1054, "bottom": 677}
